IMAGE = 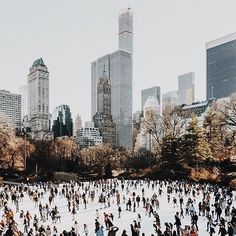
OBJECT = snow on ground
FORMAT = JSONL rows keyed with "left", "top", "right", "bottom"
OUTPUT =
{"left": 2, "top": 180, "right": 236, "bottom": 235}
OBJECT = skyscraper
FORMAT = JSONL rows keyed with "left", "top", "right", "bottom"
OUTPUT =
{"left": 91, "top": 50, "right": 132, "bottom": 148}
{"left": 52, "top": 104, "right": 73, "bottom": 138}
{"left": 73, "top": 114, "right": 83, "bottom": 136}
{"left": 178, "top": 72, "right": 195, "bottom": 105}
{"left": 19, "top": 85, "right": 28, "bottom": 118}
{"left": 28, "top": 58, "right": 49, "bottom": 132}
{"left": 91, "top": 8, "right": 133, "bottom": 148}
{"left": 119, "top": 7, "right": 133, "bottom": 54}
{"left": 141, "top": 86, "right": 161, "bottom": 113}
{"left": 93, "top": 70, "right": 116, "bottom": 146}
{"left": 162, "top": 90, "right": 178, "bottom": 108}
{"left": 0, "top": 90, "right": 21, "bottom": 129}
{"left": 206, "top": 32, "right": 236, "bottom": 100}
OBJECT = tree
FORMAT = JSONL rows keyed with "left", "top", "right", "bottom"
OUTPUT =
{"left": 53, "top": 137, "right": 82, "bottom": 172}
{"left": 28, "top": 139, "right": 55, "bottom": 175}
{"left": 7, "top": 137, "right": 34, "bottom": 171}
{"left": 130, "top": 148, "right": 156, "bottom": 171}
{"left": 203, "top": 106, "right": 229, "bottom": 160}
{"left": 80, "top": 145, "right": 116, "bottom": 176}
{"left": 181, "top": 116, "right": 212, "bottom": 168}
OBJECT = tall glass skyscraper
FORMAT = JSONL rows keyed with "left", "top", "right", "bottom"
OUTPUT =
{"left": 119, "top": 8, "right": 133, "bottom": 54}
{"left": 91, "top": 51, "right": 132, "bottom": 148}
{"left": 52, "top": 104, "right": 73, "bottom": 138}
{"left": 91, "top": 8, "right": 133, "bottom": 148}
{"left": 206, "top": 33, "right": 236, "bottom": 100}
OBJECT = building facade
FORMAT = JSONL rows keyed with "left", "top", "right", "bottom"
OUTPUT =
{"left": 93, "top": 71, "right": 116, "bottom": 146}
{"left": 73, "top": 114, "right": 83, "bottom": 136}
{"left": 76, "top": 121, "right": 102, "bottom": 148}
{"left": 180, "top": 99, "right": 215, "bottom": 119}
{"left": 178, "top": 72, "right": 195, "bottom": 105}
{"left": 162, "top": 90, "right": 178, "bottom": 109}
{"left": 0, "top": 90, "right": 21, "bottom": 129}
{"left": 206, "top": 32, "right": 236, "bottom": 100}
{"left": 119, "top": 7, "right": 133, "bottom": 54}
{"left": 28, "top": 58, "right": 49, "bottom": 132}
{"left": 52, "top": 104, "right": 73, "bottom": 138}
{"left": 19, "top": 85, "right": 28, "bottom": 118}
{"left": 91, "top": 50, "right": 132, "bottom": 148}
{"left": 141, "top": 86, "right": 161, "bottom": 113}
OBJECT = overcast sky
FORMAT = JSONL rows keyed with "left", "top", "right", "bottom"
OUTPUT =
{"left": 1, "top": 0, "right": 236, "bottom": 123}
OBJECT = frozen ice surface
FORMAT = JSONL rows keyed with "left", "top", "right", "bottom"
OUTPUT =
{"left": 2, "top": 180, "right": 236, "bottom": 236}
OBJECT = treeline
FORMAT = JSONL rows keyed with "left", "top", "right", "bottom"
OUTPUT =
{"left": 0, "top": 97, "right": 236, "bottom": 183}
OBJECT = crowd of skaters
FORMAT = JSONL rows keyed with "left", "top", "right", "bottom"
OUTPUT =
{"left": 0, "top": 179, "right": 235, "bottom": 236}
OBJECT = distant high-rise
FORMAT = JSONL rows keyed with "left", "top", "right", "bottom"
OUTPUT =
{"left": 119, "top": 7, "right": 133, "bottom": 54}
{"left": 206, "top": 33, "right": 236, "bottom": 99}
{"left": 178, "top": 72, "right": 195, "bottom": 105}
{"left": 141, "top": 86, "right": 161, "bottom": 113}
{"left": 52, "top": 105, "right": 73, "bottom": 138}
{"left": 19, "top": 85, "right": 28, "bottom": 118}
{"left": 91, "top": 50, "right": 132, "bottom": 148}
{"left": 162, "top": 90, "right": 178, "bottom": 108}
{"left": 0, "top": 90, "right": 21, "bottom": 129}
{"left": 73, "top": 114, "right": 83, "bottom": 136}
{"left": 93, "top": 70, "right": 116, "bottom": 146}
{"left": 28, "top": 58, "right": 49, "bottom": 132}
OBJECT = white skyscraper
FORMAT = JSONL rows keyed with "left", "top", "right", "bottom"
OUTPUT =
{"left": 28, "top": 58, "right": 49, "bottom": 132}
{"left": 19, "top": 85, "right": 28, "bottom": 118}
{"left": 119, "top": 7, "right": 133, "bottom": 54}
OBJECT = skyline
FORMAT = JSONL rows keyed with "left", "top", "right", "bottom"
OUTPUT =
{"left": 2, "top": 1, "right": 236, "bottom": 122}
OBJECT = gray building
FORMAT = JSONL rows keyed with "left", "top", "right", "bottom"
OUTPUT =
{"left": 91, "top": 50, "right": 132, "bottom": 148}
{"left": 206, "top": 32, "right": 236, "bottom": 100}
{"left": 141, "top": 86, "right": 161, "bottom": 113}
{"left": 52, "top": 104, "right": 73, "bottom": 138}
{"left": 178, "top": 72, "right": 195, "bottom": 105}
{"left": 0, "top": 90, "right": 21, "bottom": 128}
{"left": 93, "top": 70, "right": 116, "bottom": 147}
{"left": 119, "top": 7, "right": 133, "bottom": 54}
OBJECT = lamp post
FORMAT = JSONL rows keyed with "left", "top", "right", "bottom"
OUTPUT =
{"left": 24, "top": 134, "right": 26, "bottom": 171}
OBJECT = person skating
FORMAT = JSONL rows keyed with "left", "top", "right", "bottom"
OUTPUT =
{"left": 108, "top": 226, "right": 119, "bottom": 236}
{"left": 118, "top": 206, "right": 122, "bottom": 218}
{"left": 218, "top": 224, "right": 227, "bottom": 236}
{"left": 121, "top": 230, "right": 128, "bottom": 236}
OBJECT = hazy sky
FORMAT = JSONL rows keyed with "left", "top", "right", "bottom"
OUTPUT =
{"left": 1, "top": 0, "right": 236, "bottom": 123}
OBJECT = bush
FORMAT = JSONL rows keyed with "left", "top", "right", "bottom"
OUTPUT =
{"left": 53, "top": 172, "right": 80, "bottom": 182}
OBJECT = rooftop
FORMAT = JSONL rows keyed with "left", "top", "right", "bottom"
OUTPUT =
{"left": 32, "top": 58, "right": 46, "bottom": 67}
{"left": 206, "top": 32, "right": 236, "bottom": 49}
